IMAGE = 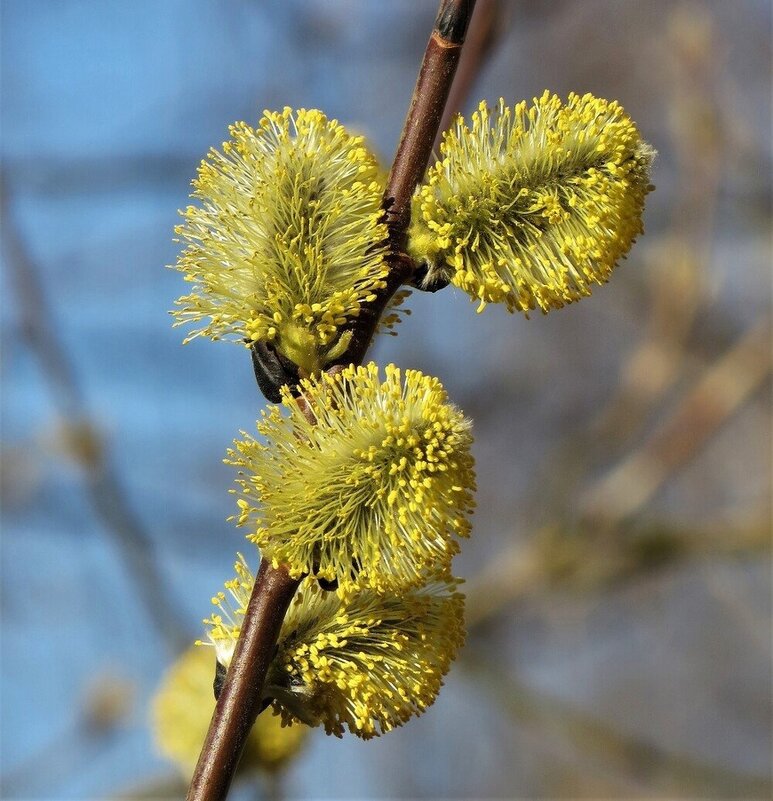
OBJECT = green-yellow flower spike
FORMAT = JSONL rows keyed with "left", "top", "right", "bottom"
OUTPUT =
{"left": 204, "top": 556, "right": 465, "bottom": 739}
{"left": 226, "top": 363, "right": 475, "bottom": 595}
{"left": 408, "top": 92, "right": 655, "bottom": 314}
{"left": 172, "top": 107, "right": 389, "bottom": 374}
{"left": 151, "top": 645, "right": 307, "bottom": 778}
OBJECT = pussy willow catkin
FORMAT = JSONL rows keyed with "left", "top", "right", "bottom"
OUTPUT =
{"left": 227, "top": 363, "right": 475, "bottom": 596}
{"left": 172, "top": 108, "right": 389, "bottom": 373}
{"left": 408, "top": 92, "right": 654, "bottom": 314}
{"left": 202, "top": 555, "right": 465, "bottom": 739}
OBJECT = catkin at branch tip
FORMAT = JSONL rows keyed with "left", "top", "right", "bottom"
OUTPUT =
{"left": 408, "top": 92, "right": 655, "bottom": 314}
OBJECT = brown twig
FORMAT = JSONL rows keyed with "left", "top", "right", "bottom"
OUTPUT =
{"left": 386, "top": 0, "right": 476, "bottom": 240}
{"left": 186, "top": 3, "right": 477, "bottom": 799}
{"left": 337, "top": 0, "right": 477, "bottom": 368}
{"left": 436, "top": 0, "right": 502, "bottom": 143}
{"left": 187, "top": 561, "right": 300, "bottom": 801}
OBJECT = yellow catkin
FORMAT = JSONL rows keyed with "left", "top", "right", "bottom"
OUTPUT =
{"left": 408, "top": 93, "right": 654, "bottom": 314}
{"left": 172, "top": 108, "right": 391, "bottom": 373}
{"left": 226, "top": 363, "right": 476, "bottom": 596}
{"left": 151, "top": 645, "right": 307, "bottom": 778}
{"left": 203, "top": 556, "right": 465, "bottom": 739}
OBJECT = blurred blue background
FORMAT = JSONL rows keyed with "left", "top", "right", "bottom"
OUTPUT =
{"left": 1, "top": 1, "right": 771, "bottom": 798}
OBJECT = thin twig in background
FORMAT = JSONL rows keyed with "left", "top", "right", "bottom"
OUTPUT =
{"left": 464, "top": 314, "right": 770, "bottom": 628}
{"left": 461, "top": 656, "right": 772, "bottom": 798}
{"left": 1, "top": 182, "right": 190, "bottom": 653}
{"left": 578, "top": 316, "right": 771, "bottom": 526}
{"left": 460, "top": 18, "right": 770, "bottom": 775}
{"left": 186, "top": 6, "right": 478, "bottom": 798}
{"left": 587, "top": 4, "right": 725, "bottom": 446}
{"left": 464, "top": 516, "right": 769, "bottom": 629}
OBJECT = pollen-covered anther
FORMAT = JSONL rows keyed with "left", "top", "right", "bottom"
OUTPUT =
{"left": 171, "top": 108, "right": 392, "bottom": 373}
{"left": 226, "top": 363, "right": 476, "bottom": 596}
{"left": 408, "top": 92, "right": 654, "bottom": 314}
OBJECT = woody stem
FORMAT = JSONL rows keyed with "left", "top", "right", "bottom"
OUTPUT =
{"left": 186, "top": 3, "right": 476, "bottom": 799}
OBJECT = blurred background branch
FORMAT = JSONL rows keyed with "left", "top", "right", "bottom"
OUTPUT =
{"left": 2, "top": 178, "right": 190, "bottom": 654}
{"left": 579, "top": 316, "right": 771, "bottom": 526}
{"left": 462, "top": 656, "right": 772, "bottom": 798}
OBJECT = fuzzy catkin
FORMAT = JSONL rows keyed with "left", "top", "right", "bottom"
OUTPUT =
{"left": 226, "top": 363, "right": 476, "bottom": 596}
{"left": 203, "top": 556, "right": 465, "bottom": 739}
{"left": 172, "top": 108, "right": 390, "bottom": 373}
{"left": 408, "top": 92, "right": 654, "bottom": 314}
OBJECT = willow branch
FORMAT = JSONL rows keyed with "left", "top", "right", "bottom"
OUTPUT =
{"left": 186, "top": 3, "right": 477, "bottom": 800}
{"left": 386, "top": 0, "right": 476, "bottom": 240}
{"left": 339, "top": 0, "right": 477, "bottom": 367}
{"left": 186, "top": 561, "right": 300, "bottom": 801}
